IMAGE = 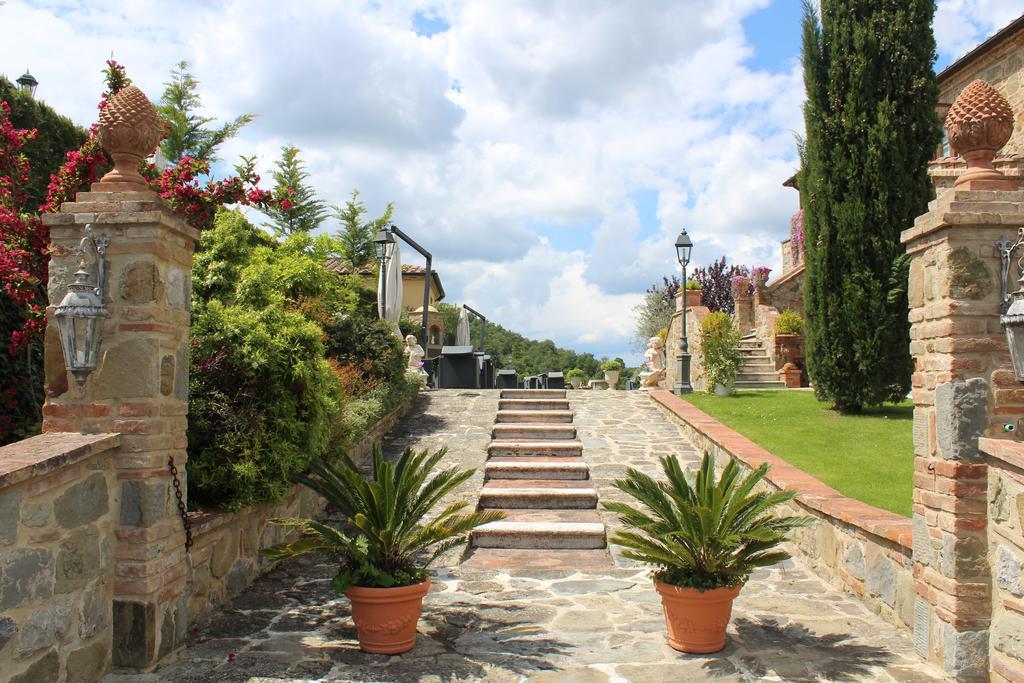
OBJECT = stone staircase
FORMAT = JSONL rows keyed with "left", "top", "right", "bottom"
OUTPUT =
{"left": 736, "top": 333, "right": 786, "bottom": 389}
{"left": 468, "top": 389, "right": 608, "bottom": 557}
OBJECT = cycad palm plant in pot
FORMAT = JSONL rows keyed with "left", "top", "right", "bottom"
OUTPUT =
{"left": 604, "top": 452, "right": 810, "bottom": 653}
{"left": 264, "top": 445, "right": 502, "bottom": 654}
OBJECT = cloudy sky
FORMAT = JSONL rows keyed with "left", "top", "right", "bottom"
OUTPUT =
{"left": 2, "top": 1, "right": 1021, "bottom": 362}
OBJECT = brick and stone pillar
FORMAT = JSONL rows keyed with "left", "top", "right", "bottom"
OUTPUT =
{"left": 734, "top": 292, "right": 753, "bottom": 332}
{"left": 41, "top": 85, "right": 198, "bottom": 670}
{"left": 903, "top": 79, "right": 1021, "bottom": 680}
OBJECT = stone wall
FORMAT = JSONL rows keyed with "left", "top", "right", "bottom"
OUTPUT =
{"left": 662, "top": 304, "right": 711, "bottom": 392}
{"left": 0, "top": 433, "right": 120, "bottom": 683}
{"left": 979, "top": 438, "right": 1024, "bottom": 681}
{"left": 649, "top": 390, "right": 916, "bottom": 632}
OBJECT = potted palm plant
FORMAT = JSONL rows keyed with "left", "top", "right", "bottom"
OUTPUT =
{"left": 603, "top": 452, "right": 810, "bottom": 654}
{"left": 264, "top": 445, "right": 502, "bottom": 654}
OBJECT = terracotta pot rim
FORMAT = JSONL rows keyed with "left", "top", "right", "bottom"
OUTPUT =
{"left": 653, "top": 579, "right": 743, "bottom": 598}
{"left": 345, "top": 577, "right": 431, "bottom": 600}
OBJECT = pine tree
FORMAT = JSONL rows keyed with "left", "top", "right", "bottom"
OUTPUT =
{"left": 158, "top": 60, "right": 254, "bottom": 164}
{"left": 333, "top": 190, "right": 394, "bottom": 271}
{"left": 262, "top": 145, "right": 328, "bottom": 236}
{"left": 800, "top": 0, "right": 940, "bottom": 413}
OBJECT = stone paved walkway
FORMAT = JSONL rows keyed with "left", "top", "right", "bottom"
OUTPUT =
{"left": 124, "top": 390, "right": 946, "bottom": 682}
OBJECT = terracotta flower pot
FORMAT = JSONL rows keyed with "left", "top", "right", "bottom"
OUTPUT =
{"left": 655, "top": 580, "right": 742, "bottom": 653}
{"left": 345, "top": 578, "right": 430, "bottom": 654}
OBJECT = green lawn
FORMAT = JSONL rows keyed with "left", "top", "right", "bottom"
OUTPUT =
{"left": 680, "top": 390, "right": 913, "bottom": 517}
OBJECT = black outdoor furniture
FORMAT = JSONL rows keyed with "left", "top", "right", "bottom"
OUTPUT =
{"left": 496, "top": 369, "right": 517, "bottom": 389}
{"left": 437, "top": 346, "right": 477, "bottom": 388}
{"left": 482, "top": 355, "right": 494, "bottom": 388}
{"left": 547, "top": 372, "right": 565, "bottom": 389}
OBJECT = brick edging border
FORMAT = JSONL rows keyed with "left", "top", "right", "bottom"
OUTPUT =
{"left": 648, "top": 389, "right": 912, "bottom": 550}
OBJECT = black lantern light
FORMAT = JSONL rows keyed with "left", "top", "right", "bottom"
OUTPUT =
{"left": 16, "top": 70, "right": 38, "bottom": 98}
{"left": 675, "top": 228, "right": 693, "bottom": 267}
{"left": 373, "top": 228, "right": 396, "bottom": 262}
{"left": 675, "top": 228, "right": 694, "bottom": 395}
{"left": 54, "top": 225, "right": 110, "bottom": 387}
{"left": 999, "top": 228, "right": 1024, "bottom": 382}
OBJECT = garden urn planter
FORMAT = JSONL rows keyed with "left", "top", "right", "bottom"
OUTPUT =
{"left": 603, "top": 370, "right": 620, "bottom": 388}
{"left": 774, "top": 334, "right": 803, "bottom": 365}
{"left": 655, "top": 581, "right": 742, "bottom": 653}
{"left": 345, "top": 578, "right": 430, "bottom": 654}
{"left": 569, "top": 376, "right": 583, "bottom": 389}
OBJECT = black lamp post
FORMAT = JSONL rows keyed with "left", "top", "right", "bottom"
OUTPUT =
{"left": 675, "top": 228, "right": 693, "bottom": 395}
{"left": 373, "top": 228, "right": 396, "bottom": 320}
{"left": 16, "top": 71, "right": 38, "bottom": 98}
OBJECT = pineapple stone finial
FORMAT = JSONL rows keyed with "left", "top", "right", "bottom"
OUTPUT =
{"left": 93, "top": 85, "right": 164, "bottom": 192}
{"left": 945, "top": 79, "right": 1016, "bottom": 189}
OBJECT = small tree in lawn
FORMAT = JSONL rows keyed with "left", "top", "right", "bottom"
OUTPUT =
{"left": 262, "top": 145, "right": 328, "bottom": 236}
{"left": 800, "top": 0, "right": 940, "bottom": 412}
{"left": 691, "top": 256, "right": 749, "bottom": 313}
{"left": 333, "top": 190, "right": 394, "bottom": 271}
{"left": 158, "top": 60, "right": 254, "bottom": 164}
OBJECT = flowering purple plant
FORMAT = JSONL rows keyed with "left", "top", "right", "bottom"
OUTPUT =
{"left": 730, "top": 275, "right": 752, "bottom": 299}
{"left": 751, "top": 266, "right": 772, "bottom": 288}
{"left": 790, "top": 209, "right": 804, "bottom": 264}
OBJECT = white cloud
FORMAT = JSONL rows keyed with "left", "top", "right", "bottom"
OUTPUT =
{"left": 1, "top": 0, "right": 990, "bottom": 359}
{"left": 935, "top": 1, "right": 1023, "bottom": 62}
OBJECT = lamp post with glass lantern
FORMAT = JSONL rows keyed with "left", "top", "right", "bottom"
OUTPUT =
{"left": 373, "top": 228, "right": 396, "bottom": 320}
{"left": 674, "top": 228, "right": 693, "bottom": 395}
{"left": 16, "top": 71, "right": 38, "bottom": 98}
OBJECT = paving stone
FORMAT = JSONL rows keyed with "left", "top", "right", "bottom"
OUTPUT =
{"left": 0, "top": 615, "right": 16, "bottom": 652}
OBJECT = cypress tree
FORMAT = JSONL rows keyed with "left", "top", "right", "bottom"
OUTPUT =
{"left": 800, "top": 0, "right": 941, "bottom": 413}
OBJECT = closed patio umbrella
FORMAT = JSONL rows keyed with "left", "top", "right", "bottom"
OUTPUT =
{"left": 378, "top": 241, "right": 403, "bottom": 337}
{"left": 455, "top": 306, "right": 471, "bottom": 346}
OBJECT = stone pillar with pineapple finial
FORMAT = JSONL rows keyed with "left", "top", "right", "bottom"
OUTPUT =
{"left": 41, "top": 85, "right": 200, "bottom": 670}
{"left": 903, "top": 79, "right": 1023, "bottom": 680}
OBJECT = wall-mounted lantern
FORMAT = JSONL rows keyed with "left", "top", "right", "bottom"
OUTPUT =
{"left": 998, "top": 227, "right": 1024, "bottom": 382}
{"left": 16, "top": 70, "right": 38, "bottom": 98}
{"left": 54, "top": 225, "right": 110, "bottom": 386}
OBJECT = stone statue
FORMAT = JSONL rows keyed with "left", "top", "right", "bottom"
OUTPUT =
{"left": 639, "top": 336, "right": 666, "bottom": 388}
{"left": 404, "top": 335, "right": 426, "bottom": 373}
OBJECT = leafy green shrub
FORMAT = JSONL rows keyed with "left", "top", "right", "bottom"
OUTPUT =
{"left": 604, "top": 452, "right": 811, "bottom": 590}
{"left": 187, "top": 301, "right": 340, "bottom": 510}
{"left": 600, "top": 359, "right": 624, "bottom": 372}
{"left": 775, "top": 310, "right": 805, "bottom": 336}
{"left": 566, "top": 368, "right": 587, "bottom": 380}
{"left": 325, "top": 315, "right": 405, "bottom": 387}
{"left": 329, "top": 378, "right": 419, "bottom": 455}
{"left": 685, "top": 280, "right": 701, "bottom": 290}
{"left": 700, "top": 312, "right": 742, "bottom": 392}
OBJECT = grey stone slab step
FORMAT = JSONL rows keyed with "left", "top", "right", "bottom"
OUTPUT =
{"left": 485, "top": 460, "right": 590, "bottom": 480}
{"left": 498, "top": 399, "right": 571, "bottom": 411}
{"left": 487, "top": 440, "right": 583, "bottom": 457}
{"left": 483, "top": 478, "right": 589, "bottom": 489}
{"left": 497, "top": 509, "right": 603, "bottom": 523}
{"left": 500, "top": 389, "right": 567, "bottom": 399}
{"left": 495, "top": 410, "right": 574, "bottom": 423}
{"left": 737, "top": 372, "right": 782, "bottom": 381}
{"left": 734, "top": 380, "right": 786, "bottom": 389}
{"left": 492, "top": 424, "right": 577, "bottom": 440}
{"left": 479, "top": 485, "right": 598, "bottom": 509}
{"left": 471, "top": 521, "right": 606, "bottom": 549}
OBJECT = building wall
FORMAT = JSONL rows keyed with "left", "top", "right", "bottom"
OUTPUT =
{"left": 356, "top": 273, "right": 443, "bottom": 311}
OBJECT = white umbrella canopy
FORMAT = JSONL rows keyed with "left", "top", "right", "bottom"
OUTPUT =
{"left": 378, "top": 241, "right": 404, "bottom": 337}
{"left": 455, "top": 306, "right": 471, "bottom": 346}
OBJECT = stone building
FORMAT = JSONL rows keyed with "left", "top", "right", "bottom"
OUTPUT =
{"left": 325, "top": 260, "right": 446, "bottom": 312}
{"left": 930, "top": 14, "right": 1024, "bottom": 194}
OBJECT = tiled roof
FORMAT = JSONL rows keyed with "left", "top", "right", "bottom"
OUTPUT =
{"left": 324, "top": 258, "right": 445, "bottom": 300}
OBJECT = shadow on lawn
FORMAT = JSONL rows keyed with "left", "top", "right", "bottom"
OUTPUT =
{"left": 718, "top": 616, "right": 894, "bottom": 680}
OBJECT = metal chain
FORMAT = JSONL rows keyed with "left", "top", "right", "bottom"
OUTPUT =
{"left": 168, "top": 456, "right": 193, "bottom": 551}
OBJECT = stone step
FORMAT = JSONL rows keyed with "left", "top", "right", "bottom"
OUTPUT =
{"left": 461, "top": 548, "right": 614, "bottom": 571}
{"left": 485, "top": 460, "right": 590, "bottom": 480}
{"left": 498, "top": 399, "right": 571, "bottom": 411}
{"left": 492, "top": 424, "right": 577, "bottom": 440}
{"left": 471, "top": 521, "right": 606, "bottom": 549}
{"left": 740, "top": 362, "right": 775, "bottom": 371}
{"left": 478, "top": 485, "right": 598, "bottom": 509}
{"left": 487, "top": 440, "right": 583, "bottom": 457}
{"left": 500, "top": 389, "right": 567, "bottom": 399}
{"left": 483, "top": 478, "right": 588, "bottom": 488}
{"left": 496, "top": 509, "right": 603, "bottom": 523}
{"left": 737, "top": 372, "right": 782, "bottom": 382}
{"left": 734, "top": 380, "right": 786, "bottom": 389}
{"left": 495, "top": 410, "right": 574, "bottom": 423}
